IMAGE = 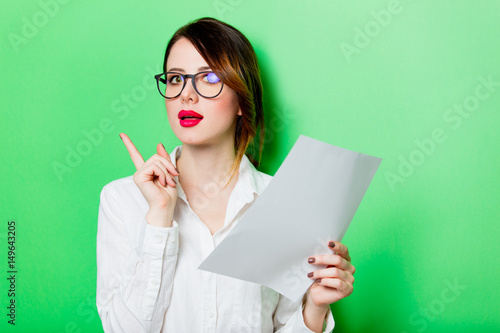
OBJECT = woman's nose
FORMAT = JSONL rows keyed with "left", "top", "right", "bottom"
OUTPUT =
{"left": 180, "top": 78, "right": 198, "bottom": 102}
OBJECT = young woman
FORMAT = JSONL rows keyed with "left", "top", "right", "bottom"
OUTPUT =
{"left": 96, "top": 17, "right": 355, "bottom": 333}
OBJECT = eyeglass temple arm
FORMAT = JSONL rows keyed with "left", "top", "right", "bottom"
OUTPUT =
{"left": 155, "top": 74, "right": 167, "bottom": 84}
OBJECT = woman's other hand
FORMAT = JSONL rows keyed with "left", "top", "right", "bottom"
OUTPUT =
{"left": 305, "top": 241, "right": 355, "bottom": 309}
{"left": 120, "top": 133, "right": 180, "bottom": 227}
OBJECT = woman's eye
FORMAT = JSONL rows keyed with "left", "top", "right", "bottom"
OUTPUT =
{"left": 169, "top": 75, "right": 183, "bottom": 84}
{"left": 203, "top": 72, "right": 220, "bottom": 84}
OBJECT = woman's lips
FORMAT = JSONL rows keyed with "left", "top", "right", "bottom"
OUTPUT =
{"left": 178, "top": 110, "right": 203, "bottom": 127}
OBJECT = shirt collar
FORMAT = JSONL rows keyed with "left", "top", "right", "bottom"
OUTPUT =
{"left": 170, "top": 145, "right": 265, "bottom": 204}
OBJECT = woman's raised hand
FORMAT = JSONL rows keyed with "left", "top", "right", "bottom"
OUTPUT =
{"left": 119, "top": 133, "right": 180, "bottom": 228}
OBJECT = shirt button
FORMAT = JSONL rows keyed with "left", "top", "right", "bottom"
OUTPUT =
{"left": 168, "top": 236, "right": 175, "bottom": 243}
{"left": 207, "top": 310, "right": 214, "bottom": 318}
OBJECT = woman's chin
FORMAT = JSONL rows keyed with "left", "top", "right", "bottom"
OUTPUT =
{"left": 171, "top": 123, "right": 235, "bottom": 147}
{"left": 175, "top": 134, "right": 209, "bottom": 146}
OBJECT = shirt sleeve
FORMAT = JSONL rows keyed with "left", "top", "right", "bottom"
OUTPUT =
{"left": 96, "top": 184, "right": 179, "bottom": 333}
{"left": 273, "top": 293, "right": 335, "bottom": 333}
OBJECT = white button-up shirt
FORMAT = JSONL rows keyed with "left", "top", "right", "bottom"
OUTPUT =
{"left": 96, "top": 145, "right": 335, "bottom": 333}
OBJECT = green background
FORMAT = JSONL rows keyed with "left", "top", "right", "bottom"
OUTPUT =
{"left": 1, "top": 0, "right": 499, "bottom": 332}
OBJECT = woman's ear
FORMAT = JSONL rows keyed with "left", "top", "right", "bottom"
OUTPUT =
{"left": 237, "top": 107, "right": 242, "bottom": 116}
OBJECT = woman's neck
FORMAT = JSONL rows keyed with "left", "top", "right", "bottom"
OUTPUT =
{"left": 176, "top": 139, "right": 237, "bottom": 189}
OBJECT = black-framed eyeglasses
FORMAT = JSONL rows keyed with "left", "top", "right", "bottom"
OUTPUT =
{"left": 154, "top": 71, "right": 224, "bottom": 99}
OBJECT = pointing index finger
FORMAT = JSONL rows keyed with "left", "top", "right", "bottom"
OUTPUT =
{"left": 120, "top": 133, "right": 145, "bottom": 170}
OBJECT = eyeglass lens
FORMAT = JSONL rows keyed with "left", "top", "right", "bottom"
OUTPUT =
{"left": 158, "top": 72, "right": 222, "bottom": 98}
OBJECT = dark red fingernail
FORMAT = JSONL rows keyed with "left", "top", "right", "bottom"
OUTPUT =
{"left": 329, "top": 241, "right": 335, "bottom": 248}
{"left": 161, "top": 143, "right": 166, "bottom": 150}
{"left": 308, "top": 257, "right": 315, "bottom": 263}
{"left": 316, "top": 278, "right": 322, "bottom": 284}
{"left": 307, "top": 272, "right": 314, "bottom": 278}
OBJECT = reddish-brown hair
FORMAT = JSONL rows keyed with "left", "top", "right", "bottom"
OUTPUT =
{"left": 163, "top": 17, "right": 265, "bottom": 188}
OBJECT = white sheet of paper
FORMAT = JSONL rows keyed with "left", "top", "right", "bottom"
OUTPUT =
{"left": 198, "top": 135, "right": 382, "bottom": 302}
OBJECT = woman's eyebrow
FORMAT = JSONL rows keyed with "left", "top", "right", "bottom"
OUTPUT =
{"left": 167, "top": 66, "right": 212, "bottom": 72}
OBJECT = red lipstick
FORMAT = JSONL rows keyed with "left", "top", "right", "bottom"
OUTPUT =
{"left": 178, "top": 110, "right": 203, "bottom": 127}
